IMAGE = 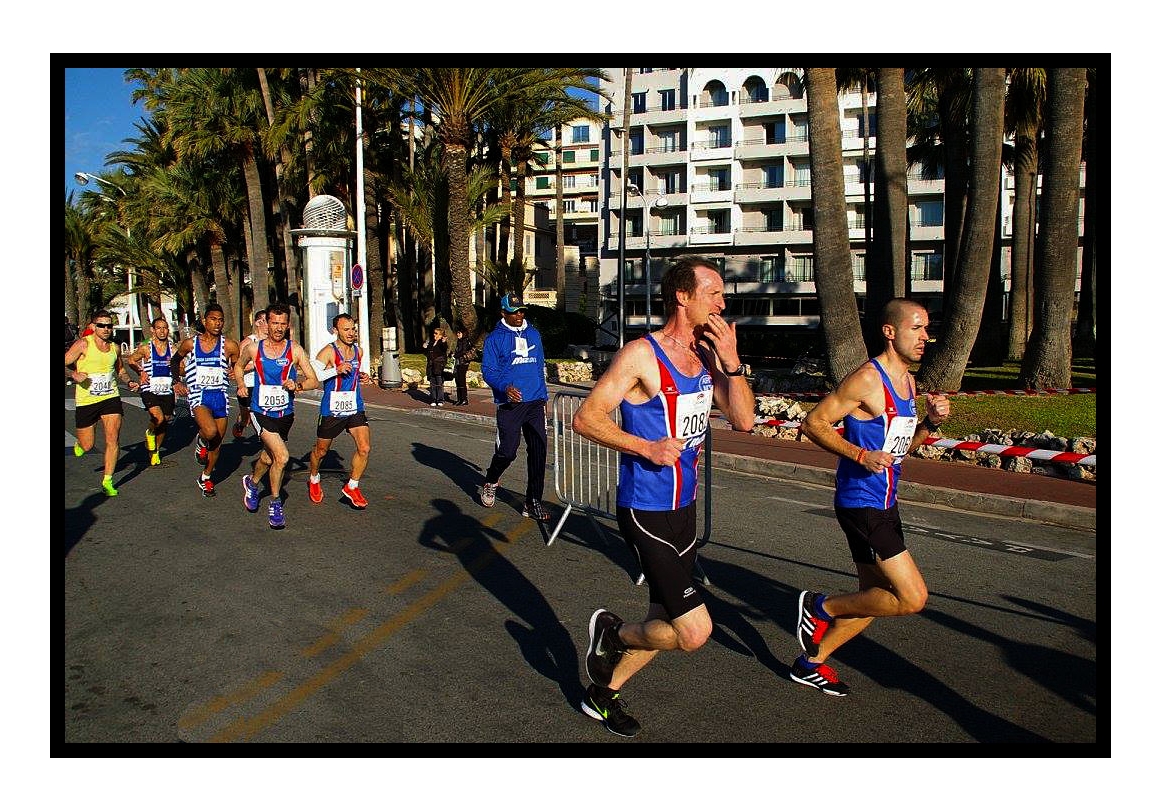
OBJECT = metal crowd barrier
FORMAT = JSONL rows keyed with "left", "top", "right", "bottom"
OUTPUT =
{"left": 549, "top": 391, "right": 712, "bottom": 585}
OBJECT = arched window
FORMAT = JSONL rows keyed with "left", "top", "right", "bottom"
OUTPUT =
{"left": 773, "top": 71, "right": 804, "bottom": 100}
{"left": 702, "top": 80, "right": 728, "bottom": 107}
{"left": 742, "top": 76, "right": 768, "bottom": 103}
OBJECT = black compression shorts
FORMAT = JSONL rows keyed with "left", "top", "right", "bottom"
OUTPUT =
{"left": 616, "top": 502, "right": 703, "bottom": 620}
{"left": 834, "top": 504, "right": 907, "bottom": 564}
{"left": 316, "top": 411, "right": 369, "bottom": 440}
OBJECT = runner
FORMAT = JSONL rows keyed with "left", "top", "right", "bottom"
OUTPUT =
{"left": 793, "top": 297, "right": 951, "bottom": 696}
{"left": 124, "top": 316, "right": 176, "bottom": 466}
{"left": 306, "top": 313, "right": 371, "bottom": 509}
{"left": 170, "top": 304, "right": 241, "bottom": 498}
{"left": 233, "top": 308, "right": 267, "bottom": 439}
{"left": 234, "top": 302, "right": 320, "bottom": 529}
{"left": 65, "top": 310, "right": 138, "bottom": 496}
{"left": 570, "top": 256, "right": 756, "bottom": 736}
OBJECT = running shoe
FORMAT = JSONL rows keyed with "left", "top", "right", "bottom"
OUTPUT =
{"left": 789, "top": 655, "right": 850, "bottom": 697}
{"left": 797, "top": 590, "right": 832, "bottom": 658}
{"left": 585, "top": 609, "right": 626, "bottom": 687}
{"left": 436, "top": 401, "right": 444, "bottom": 407}
{"left": 308, "top": 478, "right": 324, "bottom": 504}
{"left": 150, "top": 451, "right": 161, "bottom": 467}
{"left": 101, "top": 478, "right": 118, "bottom": 497}
{"left": 341, "top": 484, "right": 368, "bottom": 509}
{"left": 242, "top": 474, "right": 261, "bottom": 513}
{"left": 197, "top": 476, "right": 216, "bottom": 498}
{"left": 430, "top": 402, "right": 437, "bottom": 407}
{"left": 232, "top": 421, "right": 246, "bottom": 439}
{"left": 480, "top": 482, "right": 497, "bottom": 508}
{"left": 268, "top": 498, "right": 286, "bottom": 530}
{"left": 580, "top": 684, "right": 641, "bottom": 738}
{"left": 74, "top": 444, "right": 85, "bottom": 457}
{"left": 145, "top": 429, "right": 156, "bottom": 452}
{"left": 522, "top": 499, "right": 551, "bottom": 522}
{"left": 194, "top": 438, "right": 208, "bottom": 466}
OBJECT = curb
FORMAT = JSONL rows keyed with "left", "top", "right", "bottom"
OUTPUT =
{"left": 710, "top": 452, "right": 1096, "bottom": 532}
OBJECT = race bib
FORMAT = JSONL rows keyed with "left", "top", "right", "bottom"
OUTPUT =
{"left": 882, "top": 416, "right": 918, "bottom": 464}
{"left": 259, "top": 384, "right": 290, "bottom": 410}
{"left": 243, "top": 371, "right": 256, "bottom": 388}
{"left": 674, "top": 390, "right": 712, "bottom": 447}
{"left": 330, "top": 390, "right": 357, "bottom": 414}
{"left": 196, "top": 366, "right": 224, "bottom": 388}
{"left": 87, "top": 372, "right": 114, "bottom": 397}
{"left": 150, "top": 376, "right": 173, "bottom": 395}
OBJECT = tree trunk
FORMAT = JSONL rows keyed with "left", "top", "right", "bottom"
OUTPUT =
{"left": 618, "top": 68, "right": 632, "bottom": 345}
{"left": 804, "top": 68, "right": 867, "bottom": 385}
{"left": 208, "top": 239, "right": 239, "bottom": 340}
{"left": 1007, "top": 125, "right": 1039, "bottom": 360}
{"left": 301, "top": 68, "right": 319, "bottom": 196}
{"left": 497, "top": 152, "right": 514, "bottom": 279}
{"left": 917, "top": 68, "right": 1006, "bottom": 392}
{"left": 512, "top": 160, "right": 531, "bottom": 286}
{"left": 75, "top": 259, "right": 92, "bottom": 327}
{"left": 365, "top": 168, "right": 385, "bottom": 367}
{"left": 1073, "top": 69, "right": 1098, "bottom": 358}
{"left": 555, "top": 123, "right": 567, "bottom": 308}
{"left": 444, "top": 142, "right": 479, "bottom": 342}
{"left": 869, "top": 67, "right": 908, "bottom": 351}
{"left": 939, "top": 80, "right": 970, "bottom": 318}
{"left": 190, "top": 252, "right": 211, "bottom": 328}
{"left": 242, "top": 146, "right": 271, "bottom": 312}
{"left": 65, "top": 256, "right": 78, "bottom": 326}
{"left": 859, "top": 77, "right": 872, "bottom": 289}
{"left": 1020, "top": 68, "right": 1087, "bottom": 389}
{"left": 971, "top": 165, "right": 1006, "bottom": 366}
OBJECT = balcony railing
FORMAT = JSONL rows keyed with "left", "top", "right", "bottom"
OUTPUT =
{"left": 645, "top": 144, "right": 685, "bottom": 154}
{"left": 787, "top": 176, "right": 812, "bottom": 187}
{"left": 611, "top": 104, "right": 688, "bottom": 116}
{"left": 690, "top": 140, "right": 733, "bottom": 150}
{"left": 690, "top": 225, "right": 731, "bottom": 235}
{"left": 735, "top": 181, "right": 785, "bottom": 190}
{"left": 738, "top": 225, "right": 784, "bottom": 233}
{"left": 692, "top": 181, "right": 732, "bottom": 192}
{"left": 735, "top": 133, "right": 808, "bottom": 146}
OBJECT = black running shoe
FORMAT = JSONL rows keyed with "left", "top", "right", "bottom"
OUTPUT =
{"left": 580, "top": 684, "right": 641, "bottom": 737}
{"left": 789, "top": 655, "right": 850, "bottom": 697}
{"left": 585, "top": 608, "right": 625, "bottom": 687}
{"left": 797, "top": 590, "right": 831, "bottom": 657}
{"left": 522, "top": 499, "right": 551, "bottom": 522}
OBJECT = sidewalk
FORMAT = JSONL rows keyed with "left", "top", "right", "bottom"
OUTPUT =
{"left": 353, "top": 377, "right": 1097, "bottom": 531}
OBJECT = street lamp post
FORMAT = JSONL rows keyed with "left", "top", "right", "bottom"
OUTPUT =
{"left": 626, "top": 183, "right": 667, "bottom": 332}
{"left": 74, "top": 172, "right": 139, "bottom": 348}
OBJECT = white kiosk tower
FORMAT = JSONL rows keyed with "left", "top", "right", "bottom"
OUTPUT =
{"left": 290, "top": 195, "right": 366, "bottom": 370}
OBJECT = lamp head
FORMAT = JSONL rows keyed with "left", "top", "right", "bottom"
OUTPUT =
{"left": 653, "top": 196, "right": 668, "bottom": 210}
{"left": 74, "top": 172, "right": 90, "bottom": 185}
{"left": 627, "top": 182, "right": 640, "bottom": 196}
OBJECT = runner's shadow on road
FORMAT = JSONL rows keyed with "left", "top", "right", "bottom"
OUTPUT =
{"left": 410, "top": 442, "right": 483, "bottom": 502}
{"left": 418, "top": 498, "right": 586, "bottom": 713}
{"left": 64, "top": 490, "right": 104, "bottom": 556}
{"left": 549, "top": 513, "right": 641, "bottom": 584}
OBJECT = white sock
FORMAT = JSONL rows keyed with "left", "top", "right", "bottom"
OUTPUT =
{"left": 309, "top": 474, "right": 321, "bottom": 484}
{"left": 200, "top": 474, "right": 210, "bottom": 482}
{"left": 347, "top": 479, "right": 359, "bottom": 489}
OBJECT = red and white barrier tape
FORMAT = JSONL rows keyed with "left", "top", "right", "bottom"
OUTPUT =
{"left": 764, "top": 387, "right": 1096, "bottom": 400}
{"left": 737, "top": 416, "right": 1097, "bottom": 467}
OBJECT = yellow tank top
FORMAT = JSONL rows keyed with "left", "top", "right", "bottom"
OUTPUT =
{"left": 75, "top": 335, "right": 120, "bottom": 406}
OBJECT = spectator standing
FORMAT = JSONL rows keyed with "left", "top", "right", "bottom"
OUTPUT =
{"left": 423, "top": 326, "right": 449, "bottom": 407}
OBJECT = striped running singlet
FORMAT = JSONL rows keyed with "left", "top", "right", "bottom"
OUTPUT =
{"left": 321, "top": 342, "right": 364, "bottom": 417}
{"left": 250, "top": 339, "right": 297, "bottom": 418}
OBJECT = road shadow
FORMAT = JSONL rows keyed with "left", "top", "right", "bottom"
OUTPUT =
{"left": 548, "top": 512, "right": 642, "bottom": 585}
{"left": 410, "top": 442, "right": 483, "bottom": 502}
{"left": 64, "top": 489, "right": 105, "bottom": 556}
{"left": 417, "top": 498, "right": 585, "bottom": 713}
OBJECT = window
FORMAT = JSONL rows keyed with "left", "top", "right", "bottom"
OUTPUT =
{"left": 590, "top": 148, "right": 599, "bottom": 162}
{"left": 659, "top": 129, "right": 678, "bottom": 153}
{"left": 572, "top": 125, "right": 590, "bottom": 143}
{"left": 628, "top": 167, "right": 643, "bottom": 191}
{"left": 914, "top": 200, "right": 943, "bottom": 227}
{"left": 746, "top": 83, "right": 769, "bottom": 103}
{"left": 852, "top": 252, "right": 866, "bottom": 281}
{"left": 637, "top": 67, "right": 653, "bottom": 74}
{"left": 792, "top": 207, "right": 814, "bottom": 231}
{"left": 660, "top": 212, "right": 680, "bottom": 236}
{"left": 791, "top": 116, "right": 808, "bottom": 141}
{"left": 858, "top": 113, "right": 878, "bottom": 139}
{"left": 662, "top": 170, "right": 681, "bottom": 194}
{"left": 852, "top": 204, "right": 867, "bottom": 230}
{"left": 766, "top": 209, "right": 783, "bottom": 232}
{"left": 534, "top": 151, "right": 550, "bottom": 166}
{"left": 709, "top": 210, "right": 730, "bottom": 233}
{"left": 764, "top": 164, "right": 784, "bottom": 189}
{"left": 765, "top": 119, "right": 786, "bottom": 144}
{"left": 629, "top": 128, "right": 644, "bottom": 155}
{"left": 911, "top": 253, "right": 943, "bottom": 281}
{"left": 709, "top": 167, "right": 730, "bottom": 191}
{"left": 787, "top": 255, "right": 814, "bottom": 282}
{"left": 536, "top": 176, "right": 550, "bottom": 190}
{"left": 707, "top": 83, "right": 728, "bottom": 106}
{"left": 563, "top": 174, "right": 576, "bottom": 189}
{"left": 563, "top": 150, "right": 576, "bottom": 163}
{"left": 709, "top": 124, "right": 730, "bottom": 148}
{"left": 563, "top": 199, "right": 577, "bottom": 213}
{"left": 632, "top": 92, "right": 647, "bottom": 114}
{"left": 759, "top": 256, "right": 784, "bottom": 282}
{"left": 793, "top": 162, "right": 811, "bottom": 186}
{"left": 659, "top": 89, "right": 676, "bottom": 111}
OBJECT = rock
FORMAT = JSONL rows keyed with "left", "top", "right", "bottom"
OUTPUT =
{"left": 1068, "top": 464, "right": 1097, "bottom": 481}
{"left": 401, "top": 367, "right": 422, "bottom": 384}
{"left": 980, "top": 454, "right": 1003, "bottom": 469}
{"left": 1070, "top": 437, "right": 1097, "bottom": 455}
{"left": 1004, "top": 456, "right": 1034, "bottom": 473}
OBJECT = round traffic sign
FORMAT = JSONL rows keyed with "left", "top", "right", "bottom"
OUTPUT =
{"left": 351, "top": 263, "right": 364, "bottom": 290}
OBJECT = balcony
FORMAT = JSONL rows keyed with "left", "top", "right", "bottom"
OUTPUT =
{"left": 738, "top": 95, "right": 806, "bottom": 117}
{"left": 689, "top": 225, "right": 733, "bottom": 246}
{"left": 650, "top": 231, "right": 688, "bottom": 249}
{"left": 642, "top": 144, "right": 688, "bottom": 166}
{"left": 611, "top": 104, "right": 688, "bottom": 126}
{"left": 690, "top": 140, "right": 734, "bottom": 162}
{"left": 734, "top": 133, "right": 809, "bottom": 160}
{"left": 692, "top": 102, "right": 733, "bottom": 122}
{"left": 690, "top": 181, "right": 733, "bottom": 205}
{"left": 910, "top": 220, "right": 944, "bottom": 241}
{"left": 734, "top": 182, "right": 785, "bottom": 204}
{"left": 735, "top": 226, "right": 811, "bottom": 246}
{"left": 907, "top": 174, "right": 943, "bottom": 194}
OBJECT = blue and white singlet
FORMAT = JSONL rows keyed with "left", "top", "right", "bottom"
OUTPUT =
{"left": 250, "top": 339, "right": 297, "bottom": 418}
{"left": 320, "top": 342, "right": 364, "bottom": 417}
{"left": 143, "top": 340, "right": 173, "bottom": 396}
{"left": 184, "top": 335, "right": 230, "bottom": 410}
{"left": 617, "top": 334, "right": 714, "bottom": 511}
{"left": 834, "top": 358, "right": 918, "bottom": 510}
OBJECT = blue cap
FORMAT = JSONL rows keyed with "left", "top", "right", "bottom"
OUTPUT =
{"left": 500, "top": 294, "right": 527, "bottom": 313}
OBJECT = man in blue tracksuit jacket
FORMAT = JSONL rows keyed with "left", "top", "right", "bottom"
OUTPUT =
{"left": 479, "top": 293, "right": 551, "bottom": 522}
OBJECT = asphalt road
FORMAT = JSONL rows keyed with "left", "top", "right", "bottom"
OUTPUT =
{"left": 63, "top": 390, "right": 1097, "bottom": 745}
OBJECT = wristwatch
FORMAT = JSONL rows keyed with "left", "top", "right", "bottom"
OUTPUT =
{"left": 724, "top": 362, "right": 750, "bottom": 377}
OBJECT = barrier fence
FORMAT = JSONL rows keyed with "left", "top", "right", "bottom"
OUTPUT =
{"left": 550, "top": 392, "right": 712, "bottom": 585}
{"left": 763, "top": 387, "right": 1097, "bottom": 400}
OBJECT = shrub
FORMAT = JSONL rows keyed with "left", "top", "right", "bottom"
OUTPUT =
{"left": 524, "top": 304, "right": 568, "bottom": 356}
{"left": 562, "top": 311, "right": 597, "bottom": 346}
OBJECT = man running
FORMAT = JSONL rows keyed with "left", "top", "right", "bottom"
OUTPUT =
{"left": 571, "top": 255, "right": 756, "bottom": 736}
{"left": 235, "top": 302, "right": 319, "bottom": 529}
{"left": 124, "top": 316, "right": 176, "bottom": 466}
{"left": 306, "top": 313, "right": 372, "bottom": 509}
{"left": 233, "top": 308, "right": 268, "bottom": 439}
{"left": 170, "top": 304, "right": 241, "bottom": 498}
{"left": 793, "top": 298, "right": 951, "bottom": 696}
{"left": 65, "top": 310, "right": 137, "bottom": 496}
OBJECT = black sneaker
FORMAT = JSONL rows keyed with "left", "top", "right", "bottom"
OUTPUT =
{"left": 522, "top": 499, "right": 551, "bottom": 522}
{"left": 797, "top": 590, "right": 831, "bottom": 657}
{"left": 585, "top": 609, "right": 625, "bottom": 687}
{"left": 789, "top": 655, "right": 850, "bottom": 697}
{"left": 580, "top": 684, "right": 641, "bottom": 737}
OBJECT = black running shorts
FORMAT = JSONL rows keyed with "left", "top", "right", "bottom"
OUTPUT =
{"left": 834, "top": 504, "right": 907, "bottom": 564}
{"left": 316, "top": 411, "right": 369, "bottom": 440}
{"left": 75, "top": 397, "right": 123, "bottom": 429}
{"left": 616, "top": 502, "right": 703, "bottom": 620}
{"left": 140, "top": 391, "right": 175, "bottom": 419}
{"left": 251, "top": 412, "right": 294, "bottom": 441}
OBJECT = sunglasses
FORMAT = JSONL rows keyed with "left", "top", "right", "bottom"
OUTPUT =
{"left": 94, "top": 322, "right": 114, "bottom": 328}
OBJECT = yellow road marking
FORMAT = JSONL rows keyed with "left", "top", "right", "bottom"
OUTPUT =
{"left": 385, "top": 568, "right": 429, "bottom": 595}
{"left": 209, "top": 520, "right": 534, "bottom": 743}
{"left": 299, "top": 607, "right": 371, "bottom": 658}
{"left": 177, "top": 670, "right": 284, "bottom": 731}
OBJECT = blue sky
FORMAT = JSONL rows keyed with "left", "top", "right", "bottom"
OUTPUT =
{"left": 64, "top": 68, "right": 146, "bottom": 198}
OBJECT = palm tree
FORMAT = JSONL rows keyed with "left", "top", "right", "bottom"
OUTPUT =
{"left": 1020, "top": 68, "right": 1087, "bottom": 389}
{"left": 869, "top": 67, "right": 909, "bottom": 350}
{"left": 803, "top": 68, "right": 866, "bottom": 386}
{"left": 65, "top": 193, "right": 96, "bottom": 326}
{"left": 1073, "top": 67, "right": 1098, "bottom": 358}
{"left": 836, "top": 68, "right": 875, "bottom": 267}
{"left": 917, "top": 68, "right": 1006, "bottom": 392}
{"left": 1003, "top": 68, "right": 1047, "bottom": 360}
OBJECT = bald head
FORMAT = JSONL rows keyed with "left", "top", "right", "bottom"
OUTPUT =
{"left": 881, "top": 298, "right": 926, "bottom": 330}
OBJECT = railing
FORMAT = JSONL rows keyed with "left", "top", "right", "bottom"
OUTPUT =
{"left": 691, "top": 140, "right": 733, "bottom": 150}
{"left": 738, "top": 93, "right": 771, "bottom": 104}
{"left": 737, "top": 225, "right": 784, "bottom": 233}
{"left": 645, "top": 144, "right": 685, "bottom": 154}
{"left": 692, "top": 181, "right": 732, "bottom": 192}
{"left": 611, "top": 104, "right": 687, "bottom": 116}
{"left": 690, "top": 225, "right": 732, "bottom": 235}
{"left": 735, "top": 181, "right": 785, "bottom": 190}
